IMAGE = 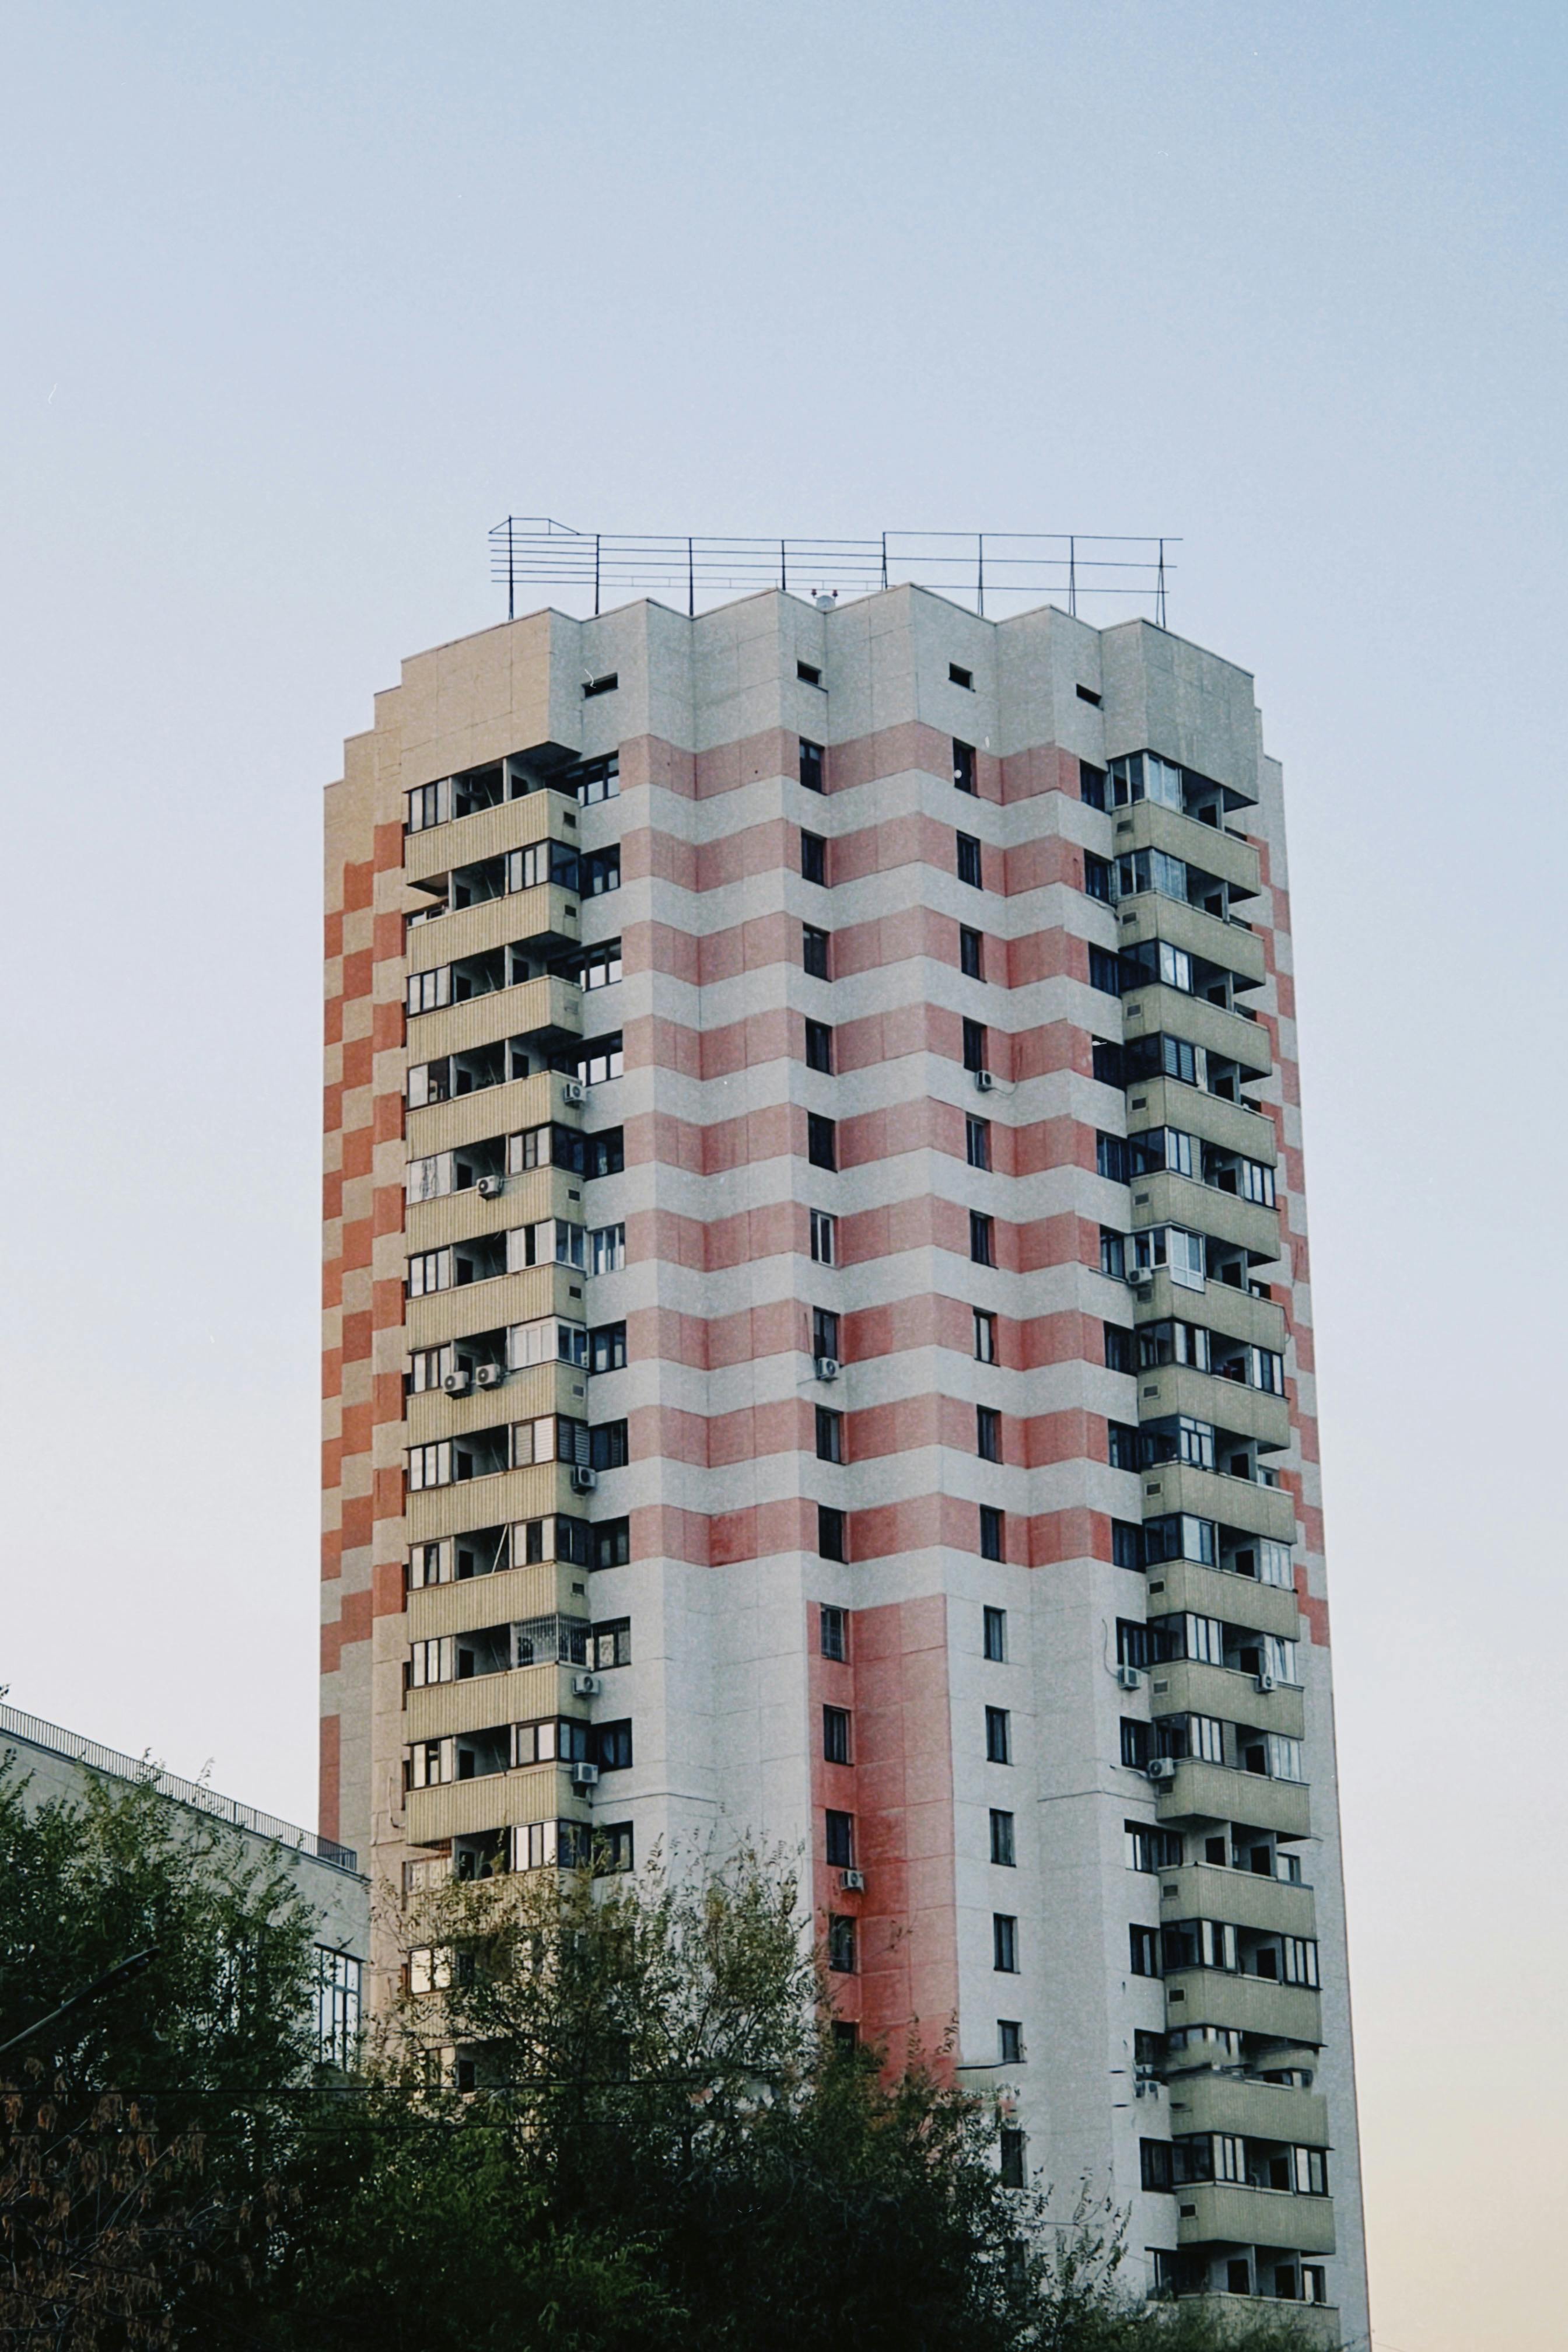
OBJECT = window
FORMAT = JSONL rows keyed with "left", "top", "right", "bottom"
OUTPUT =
{"left": 807, "top": 1113, "right": 837, "bottom": 1171}
{"left": 818, "top": 1507, "right": 847, "bottom": 1565}
{"left": 407, "top": 964, "right": 450, "bottom": 1014}
{"left": 1096, "top": 1132, "right": 1128, "bottom": 1183}
{"left": 573, "top": 753, "right": 621, "bottom": 806}
{"left": 822, "top": 1706, "right": 851, "bottom": 1765}
{"left": 970, "top": 1210, "right": 995, "bottom": 1267}
{"left": 407, "top": 777, "right": 451, "bottom": 833}
{"left": 820, "top": 1602, "right": 848, "bottom": 1659}
{"left": 985, "top": 1706, "right": 1012, "bottom": 1765}
{"left": 825, "top": 1809, "right": 855, "bottom": 1867}
{"left": 977, "top": 1406, "right": 1002, "bottom": 1462}
{"left": 1121, "top": 1719, "right": 1152, "bottom": 1769}
{"left": 966, "top": 1114, "right": 991, "bottom": 1169}
{"left": 1084, "top": 852, "right": 1113, "bottom": 902}
{"left": 949, "top": 663, "right": 974, "bottom": 690}
{"left": 998, "top": 2019, "right": 1023, "bottom": 2064}
{"left": 1079, "top": 762, "right": 1107, "bottom": 809}
{"left": 595, "top": 1720, "right": 633, "bottom": 1771}
{"left": 816, "top": 1405, "right": 844, "bottom": 1464}
{"left": 1076, "top": 682, "right": 1102, "bottom": 707}
{"left": 800, "top": 739, "right": 825, "bottom": 793}
{"left": 315, "top": 1947, "right": 362, "bottom": 2069}
{"left": 982, "top": 1605, "right": 1007, "bottom": 1662}
{"left": 593, "top": 1518, "right": 631, "bottom": 1570}
{"left": 590, "top": 1222, "right": 625, "bottom": 1275}
{"left": 577, "top": 1033, "right": 624, "bottom": 1086}
{"left": 590, "top": 1420, "right": 630, "bottom": 1471}
{"left": 804, "top": 1018, "right": 834, "bottom": 1073}
{"left": 979, "top": 1505, "right": 1005, "bottom": 1563}
{"left": 407, "top": 1248, "right": 452, "bottom": 1298}
{"left": 1140, "top": 2140, "right": 1172, "bottom": 2193}
{"left": 580, "top": 844, "right": 621, "bottom": 897}
{"left": 803, "top": 922, "right": 831, "bottom": 979}
{"left": 1103, "top": 1321, "right": 1134, "bottom": 1373}
{"left": 999, "top": 2124, "right": 1026, "bottom": 2185}
{"left": 801, "top": 830, "right": 827, "bottom": 883}
{"left": 957, "top": 831, "right": 983, "bottom": 887}
{"left": 1108, "top": 1421, "right": 1140, "bottom": 1470}
{"left": 594, "top": 1823, "right": 635, "bottom": 1874}
{"left": 590, "top": 1618, "right": 632, "bottom": 1670}
{"left": 974, "top": 1308, "right": 998, "bottom": 1363}
{"left": 962, "top": 1017, "right": 988, "bottom": 1074}
{"left": 811, "top": 1307, "right": 841, "bottom": 1363}
{"left": 828, "top": 1915, "right": 857, "bottom": 1973}
{"left": 1125, "top": 1822, "right": 1183, "bottom": 1873}
{"left": 582, "top": 671, "right": 618, "bottom": 699}
{"left": 797, "top": 660, "right": 822, "bottom": 687}
{"left": 586, "top": 1128, "right": 625, "bottom": 1178}
{"left": 578, "top": 940, "right": 623, "bottom": 992}
{"left": 1129, "top": 1924, "right": 1161, "bottom": 1978}
{"left": 589, "top": 1322, "right": 627, "bottom": 1373}
{"left": 1089, "top": 946, "right": 1122, "bottom": 996}
{"left": 958, "top": 923, "right": 984, "bottom": 979}
{"left": 953, "top": 739, "right": 977, "bottom": 793}
{"left": 1112, "top": 1519, "right": 1143, "bottom": 1569}
{"left": 810, "top": 1208, "right": 836, "bottom": 1264}
{"left": 993, "top": 1914, "right": 1019, "bottom": 1972}
{"left": 1098, "top": 1228, "right": 1125, "bottom": 1280}
{"left": 1091, "top": 1037, "right": 1124, "bottom": 1087}
{"left": 989, "top": 1809, "right": 1016, "bottom": 1867}
{"left": 407, "top": 1441, "right": 452, "bottom": 1492}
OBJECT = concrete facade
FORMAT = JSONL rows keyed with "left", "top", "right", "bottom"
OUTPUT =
{"left": 321, "top": 586, "right": 1366, "bottom": 2337}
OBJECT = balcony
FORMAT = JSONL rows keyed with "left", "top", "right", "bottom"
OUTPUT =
{"left": 407, "top": 1067, "right": 584, "bottom": 1160}
{"left": 1112, "top": 800, "right": 1262, "bottom": 900}
{"left": 1168, "top": 2073, "right": 1329, "bottom": 2148}
{"left": 410, "top": 973, "right": 582, "bottom": 1066}
{"left": 1128, "top": 1169, "right": 1282, "bottom": 1266}
{"left": 408, "top": 1559, "right": 590, "bottom": 1645}
{"left": 1150, "top": 1659, "right": 1305, "bottom": 1741}
{"left": 1123, "top": 1076, "right": 1278, "bottom": 1166}
{"left": 1153, "top": 1758, "right": 1312, "bottom": 1839}
{"left": 405, "top": 1357, "right": 589, "bottom": 1446}
{"left": 1171, "top": 2298, "right": 1340, "bottom": 2350}
{"left": 406, "top": 1161, "right": 582, "bottom": 1252}
{"left": 405, "top": 1759, "right": 590, "bottom": 1847}
{"left": 1142, "top": 1559, "right": 1301, "bottom": 1642}
{"left": 1135, "top": 1364, "right": 1291, "bottom": 1454}
{"left": 1174, "top": 2182, "right": 1335, "bottom": 2257}
{"left": 404, "top": 783, "right": 577, "bottom": 890}
{"left": 1130, "top": 1272, "right": 1287, "bottom": 1356}
{"left": 404, "top": 1660, "right": 562, "bottom": 1744}
{"left": 405, "top": 1458, "right": 582, "bottom": 1547}
{"left": 1116, "top": 894, "right": 1268, "bottom": 992}
{"left": 1138, "top": 1461, "right": 1296, "bottom": 1546}
{"left": 1157, "top": 1864, "right": 1317, "bottom": 1941}
{"left": 409, "top": 883, "right": 580, "bottom": 967}
{"left": 1164, "top": 1967, "right": 1322, "bottom": 2048}
{"left": 1123, "top": 985, "right": 1273, "bottom": 1081}
{"left": 406, "top": 1262, "right": 587, "bottom": 1354}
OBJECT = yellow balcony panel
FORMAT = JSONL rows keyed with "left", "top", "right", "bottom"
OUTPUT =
{"left": 1140, "top": 1463, "right": 1297, "bottom": 1546}
{"left": 1168, "top": 2073, "right": 1329, "bottom": 2148}
{"left": 1172, "top": 2294, "right": 1340, "bottom": 2346}
{"left": 404, "top": 789, "right": 578, "bottom": 889}
{"left": 1113, "top": 802, "right": 1262, "bottom": 899}
{"left": 1164, "top": 1968, "right": 1322, "bottom": 2048}
{"left": 404, "top": 1461, "right": 578, "bottom": 1546}
{"left": 410, "top": 974, "right": 583, "bottom": 1065}
{"left": 1150, "top": 1661, "right": 1305, "bottom": 1741}
{"left": 1174, "top": 2182, "right": 1335, "bottom": 2258}
{"left": 1158, "top": 1865, "right": 1317, "bottom": 1941}
{"left": 405, "top": 1759, "right": 582, "bottom": 1846}
{"left": 1122, "top": 985, "right": 1273, "bottom": 1079}
{"left": 1116, "top": 896, "right": 1268, "bottom": 992}
{"left": 1132, "top": 1274, "right": 1288, "bottom": 1356}
{"left": 406, "top": 884, "right": 581, "bottom": 970}
{"left": 1143, "top": 1560, "right": 1301, "bottom": 1642}
{"left": 406, "top": 1264, "right": 586, "bottom": 1351}
{"left": 404, "top": 1660, "right": 564, "bottom": 1744}
{"left": 407, "top": 1069, "right": 582, "bottom": 1160}
{"left": 406, "top": 1359, "right": 590, "bottom": 1445}
{"left": 1135, "top": 1364, "right": 1292, "bottom": 1452}
{"left": 408, "top": 1560, "right": 592, "bottom": 1644}
{"left": 1130, "top": 1170, "right": 1283, "bottom": 1264}
{"left": 1122, "top": 1076, "right": 1279, "bottom": 1166}
{"left": 1154, "top": 1760, "right": 1312, "bottom": 1839}
{"left": 405, "top": 1163, "right": 583, "bottom": 1251}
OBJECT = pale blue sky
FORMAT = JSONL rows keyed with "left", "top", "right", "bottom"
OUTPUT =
{"left": 2, "top": 8, "right": 1564, "bottom": 2346}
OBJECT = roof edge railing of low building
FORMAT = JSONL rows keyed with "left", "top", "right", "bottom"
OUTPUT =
{"left": 488, "top": 519, "right": 1178, "bottom": 628}
{"left": 0, "top": 1703, "right": 359, "bottom": 1875}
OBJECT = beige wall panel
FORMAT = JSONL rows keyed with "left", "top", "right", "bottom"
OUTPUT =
{"left": 407, "top": 1070, "right": 577, "bottom": 1158}
{"left": 1131, "top": 1270, "right": 1287, "bottom": 1352}
{"left": 1129, "top": 1173, "right": 1281, "bottom": 1263}
{"left": 1165, "top": 1968, "right": 1324, "bottom": 2048}
{"left": 406, "top": 1166, "right": 581, "bottom": 1250}
{"left": 1116, "top": 894, "right": 1268, "bottom": 989}
{"left": 1170, "top": 2074, "right": 1329, "bottom": 2148}
{"left": 1157, "top": 1864, "right": 1317, "bottom": 1940}
{"left": 404, "top": 786, "right": 578, "bottom": 887}
{"left": 407, "top": 1360, "right": 590, "bottom": 1444}
{"left": 1144, "top": 1561, "right": 1301, "bottom": 1641}
{"left": 405, "top": 1462, "right": 576, "bottom": 1544}
{"left": 1122, "top": 984, "right": 1273, "bottom": 1079}
{"left": 1139, "top": 1462, "right": 1296, "bottom": 1544}
{"left": 1175, "top": 2183, "right": 1335, "bottom": 2257}
{"left": 407, "top": 886, "right": 581, "bottom": 974}
{"left": 1112, "top": 799, "right": 1263, "bottom": 897}
{"left": 408, "top": 1562, "right": 592, "bottom": 1643}
{"left": 1152, "top": 1660, "right": 1306, "bottom": 1740}
{"left": 405, "top": 1266, "right": 585, "bottom": 1350}
{"left": 1122, "top": 1078, "right": 1279, "bottom": 1167}
{"left": 1156, "top": 1760, "right": 1312, "bottom": 1839}
{"left": 405, "top": 1760, "right": 582, "bottom": 1845}
{"left": 404, "top": 1661, "right": 564, "bottom": 1744}
{"left": 1135, "top": 1363, "right": 1292, "bottom": 1449}
{"left": 409, "top": 975, "right": 582, "bottom": 1065}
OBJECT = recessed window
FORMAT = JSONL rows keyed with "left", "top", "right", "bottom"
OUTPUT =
{"left": 581, "top": 845, "right": 621, "bottom": 897}
{"left": 990, "top": 1808, "right": 1016, "bottom": 1867}
{"left": 813, "top": 1306, "right": 840, "bottom": 1360}
{"left": 966, "top": 1115, "right": 991, "bottom": 1170}
{"left": 970, "top": 1210, "right": 995, "bottom": 1268}
{"left": 816, "top": 1405, "right": 845, "bottom": 1464}
{"left": 800, "top": 739, "right": 825, "bottom": 792}
{"left": 999, "top": 2123, "right": 1026, "bottom": 2183}
{"left": 592, "top": 1517, "right": 631, "bottom": 1570}
{"left": 798, "top": 660, "right": 824, "bottom": 688}
{"left": 818, "top": 1506, "right": 847, "bottom": 1566}
{"left": 1104, "top": 1322, "right": 1134, "bottom": 1373}
{"left": 960, "top": 925, "right": 984, "bottom": 979}
{"left": 805, "top": 1018, "right": 834, "bottom": 1074}
{"left": 1075, "top": 683, "right": 1102, "bottom": 707}
{"left": 810, "top": 1208, "right": 836, "bottom": 1265}
{"left": 807, "top": 1114, "right": 837, "bottom": 1171}
{"left": 998, "top": 2020, "right": 1023, "bottom": 2064}
{"left": 828, "top": 1914, "right": 858, "bottom": 1973}
{"left": 822, "top": 1705, "right": 851, "bottom": 1765}
{"left": 983, "top": 1605, "right": 1007, "bottom": 1662}
{"left": 582, "top": 672, "right": 619, "bottom": 699}
{"left": 825, "top": 1808, "right": 855, "bottom": 1866}
{"left": 803, "top": 923, "right": 831, "bottom": 979}
{"left": 1080, "top": 762, "right": 1108, "bottom": 809}
{"left": 1084, "top": 852, "right": 1113, "bottom": 902}
{"left": 953, "top": 740, "right": 977, "bottom": 793}
{"left": 950, "top": 663, "right": 974, "bottom": 691}
{"left": 993, "top": 1914, "right": 1019, "bottom": 1973}
{"left": 957, "top": 831, "right": 983, "bottom": 888}
{"left": 962, "top": 1018, "right": 988, "bottom": 1074}
{"left": 820, "top": 1600, "right": 848, "bottom": 1656}
{"left": 985, "top": 1706, "right": 1011, "bottom": 1765}
{"left": 974, "top": 1308, "right": 998, "bottom": 1364}
{"left": 979, "top": 1505, "right": 1005, "bottom": 1563}
{"left": 977, "top": 1405, "right": 1002, "bottom": 1462}
{"left": 801, "top": 830, "right": 827, "bottom": 884}
{"left": 589, "top": 1321, "right": 628, "bottom": 1373}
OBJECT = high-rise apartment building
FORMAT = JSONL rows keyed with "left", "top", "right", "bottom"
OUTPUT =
{"left": 321, "top": 584, "right": 1365, "bottom": 2337}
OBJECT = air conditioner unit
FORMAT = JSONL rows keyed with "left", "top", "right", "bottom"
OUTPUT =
{"left": 1126, "top": 1262, "right": 1155, "bottom": 1289}
{"left": 571, "top": 1464, "right": 597, "bottom": 1492}
{"left": 814, "top": 1356, "right": 840, "bottom": 1382}
{"left": 1115, "top": 1664, "right": 1143, "bottom": 1691}
{"left": 974, "top": 1069, "right": 995, "bottom": 1092}
{"left": 475, "top": 1172, "right": 505, "bottom": 1199}
{"left": 562, "top": 1079, "right": 588, "bottom": 1104}
{"left": 442, "top": 1368, "right": 473, "bottom": 1396}
{"left": 1255, "top": 1672, "right": 1276, "bottom": 1694}
{"left": 1146, "top": 1756, "right": 1178, "bottom": 1783}
{"left": 570, "top": 1672, "right": 600, "bottom": 1698}
{"left": 570, "top": 1760, "right": 600, "bottom": 1787}
{"left": 840, "top": 1868, "right": 866, "bottom": 1893}
{"left": 474, "top": 1363, "right": 503, "bottom": 1389}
